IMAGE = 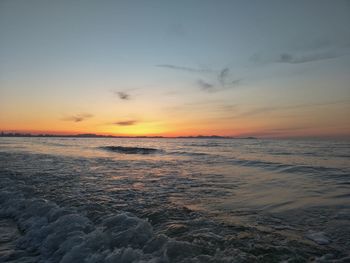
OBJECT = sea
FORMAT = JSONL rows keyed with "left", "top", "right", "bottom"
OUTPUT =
{"left": 0, "top": 137, "right": 349, "bottom": 262}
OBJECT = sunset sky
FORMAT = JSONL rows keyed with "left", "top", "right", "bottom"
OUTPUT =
{"left": 1, "top": 0, "right": 350, "bottom": 137}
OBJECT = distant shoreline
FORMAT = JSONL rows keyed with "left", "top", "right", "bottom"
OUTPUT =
{"left": 0, "top": 132, "right": 257, "bottom": 140}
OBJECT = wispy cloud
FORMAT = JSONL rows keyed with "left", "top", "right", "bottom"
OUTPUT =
{"left": 156, "top": 64, "right": 213, "bottom": 73}
{"left": 235, "top": 100, "right": 350, "bottom": 118}
{"left": 158, "top": 64, "right": 241, "bottom": 92}
{"left": 114, "top": 91, "right": 130, "bottom": 100}
{"left": 197, "top": 79, "right": 215, "bottom": 92}
{"left": 252, "top": 50, "right": 341, "bottom": 65}
{"left": 276, "top": 52, "right": 339, "bottom": 64}
{"left": 63, "top": 113, "right": 93, "bottom": 122}
{"left": 113, "top": 120, "right": 138, "bottom": 126}
{"left": 197, "top": 71, "right": 242, "bottom": 93}
{"left": 216, "top": 68, "right": 242, "bottom": 90}
{"left": 218, "top": 67, "right": 229, "bottom": 86}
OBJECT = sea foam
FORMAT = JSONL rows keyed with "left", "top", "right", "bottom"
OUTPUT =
{"left": 0, "top": 188, "right": 234, "bottom": 263}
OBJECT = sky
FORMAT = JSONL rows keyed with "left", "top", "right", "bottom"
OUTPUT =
{"left": 1, "top": 0, "right": 350, "bottom": 138}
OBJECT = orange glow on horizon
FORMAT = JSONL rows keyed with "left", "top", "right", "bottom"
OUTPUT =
{"left": 1, "top": 103, "right": 349, "bottom": 139}
{"left": 2, "top": 126, "right": 350, "bottom": 138}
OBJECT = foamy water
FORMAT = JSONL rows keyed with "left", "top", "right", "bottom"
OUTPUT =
{"left": 0, "top": 137, "right": 349, "bottom": 262}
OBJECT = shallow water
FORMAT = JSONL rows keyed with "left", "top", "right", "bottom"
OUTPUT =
{"left": 0, "top": 137, "right": 349, "bottom": 262}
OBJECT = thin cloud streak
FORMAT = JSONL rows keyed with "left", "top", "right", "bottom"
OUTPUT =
{"left": 62, "top": 113, "right": 93, "bottom": 123}
{"left": 198, "top": 77, "right": 242, "bottom": 93}
{"left": 156, "top": 64, "right": 213, "bottom": 73}
{"left": 218, "top": 67, "right": 229, "bottom": 86}
{"left": 114, "top": 91, "right": 130, "bottom": 100}
{"left": 235, "top": 100, "right": 350, "bottom": 118}
{"left": 157, "top": 64, "right": 242, "bottom": 92}
{"left": 252, "top": 50, "right": 342, "bottom": 65}
{"left": 276, "top": 52, "right": 339, "bottom": 64}
{"left": 114, "top": 120, "right": 138, "bottom": 126}
{"left": 197, "top": 79, "right": 215, "bottom": 92}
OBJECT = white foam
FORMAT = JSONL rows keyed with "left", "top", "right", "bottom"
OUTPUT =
{"left": 2, "top": 187, "right": 236, "bottom": 262}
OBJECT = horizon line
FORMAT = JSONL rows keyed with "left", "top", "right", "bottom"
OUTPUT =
{"left": 0, "top": 131, "right": 252, "bottom": 139}
{"left": 1, "top": 131, "right": 350, "bottom": 140}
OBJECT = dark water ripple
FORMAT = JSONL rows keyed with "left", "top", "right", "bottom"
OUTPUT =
{"left": 0, "top": 138, "right": 349, "bottom": 262}
{"left": 101, "top": 146, "right": 160, "bottom": 154}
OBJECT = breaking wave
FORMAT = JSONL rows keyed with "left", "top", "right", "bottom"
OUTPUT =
{"left": 100, "top": 146, "right": 160, "bottom": 155}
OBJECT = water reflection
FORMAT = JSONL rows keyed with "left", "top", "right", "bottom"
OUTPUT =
{"left": 0, "top": 137, "right": 349, "bottom": 259}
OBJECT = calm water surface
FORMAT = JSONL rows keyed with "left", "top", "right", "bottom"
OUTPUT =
{"left": 0, "top": 137, "right": 349, "bottom": 262}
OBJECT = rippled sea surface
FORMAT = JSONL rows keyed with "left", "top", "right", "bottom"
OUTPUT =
{"left": 0, "top": 137, "right": 349, "bottom": 262}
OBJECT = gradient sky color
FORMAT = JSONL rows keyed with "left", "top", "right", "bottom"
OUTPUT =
{"left": 1, "top": 0, "right": 350, "bottom": 137}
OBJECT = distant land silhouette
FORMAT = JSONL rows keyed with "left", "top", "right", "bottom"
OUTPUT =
{"left": 0, "top": 132, "right": 257, "bottom": 140}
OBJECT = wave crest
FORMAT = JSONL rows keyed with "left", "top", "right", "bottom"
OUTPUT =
{"left": 100, "top": 146, "right": 159, "bottom": 155}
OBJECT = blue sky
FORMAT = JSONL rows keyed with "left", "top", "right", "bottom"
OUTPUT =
{"left": 1, "top": 0, "right": 350, "bottom": 137}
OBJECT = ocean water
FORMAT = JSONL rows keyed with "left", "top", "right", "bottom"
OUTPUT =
{"left": 0, "top": 137, "right": 349, "bottom": 262}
